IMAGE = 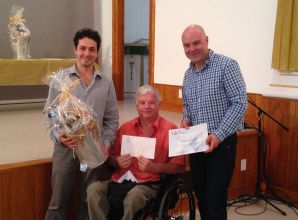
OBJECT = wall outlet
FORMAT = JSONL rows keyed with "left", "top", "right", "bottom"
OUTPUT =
{"left": 178, "top": 89, "right": 182, "bottom": 99}
{"left": 240, "top": 159, "right": 247, "bottom": 171}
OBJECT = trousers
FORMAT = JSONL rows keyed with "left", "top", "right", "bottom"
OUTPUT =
{"left": 189, "top": 133, "right": 237, "bottom": 220}
{"left": 87, "top": 180, "right": 158, "bottom": 220}
{"left": 44, "top": 144, "right": 101, "bottom": 220}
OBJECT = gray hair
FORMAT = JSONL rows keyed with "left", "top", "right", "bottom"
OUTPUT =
{"left": 135, "top": 85, "right": 161, "bottom": 102}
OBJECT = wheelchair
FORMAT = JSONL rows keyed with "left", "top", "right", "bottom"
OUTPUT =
{"left": 109, "top": 174, "right": 196, "bottom": 220}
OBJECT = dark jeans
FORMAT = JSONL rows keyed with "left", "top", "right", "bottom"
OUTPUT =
{"left": 189, "top": 133, "right": 237, "bottom": 220}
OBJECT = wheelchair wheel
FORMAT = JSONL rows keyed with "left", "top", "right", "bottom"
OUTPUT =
{"left": 157, "top": 181, "right": 196, "bottom": 220}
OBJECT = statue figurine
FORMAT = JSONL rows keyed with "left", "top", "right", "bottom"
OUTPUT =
{"left": 8, "top": 5, "right": 31, "bottom": 59}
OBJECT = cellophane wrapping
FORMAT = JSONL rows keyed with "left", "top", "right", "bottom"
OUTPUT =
{"left": 8, "top": 5, "right": 31, "bottom": 59}
{"left": 44, "top": 70, "right": 107, "bottom": 172}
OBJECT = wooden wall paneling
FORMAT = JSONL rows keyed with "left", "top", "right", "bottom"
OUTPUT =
{"left": 0, "top": 173, "right": 12, "bottom": 220}
{"left": 0, "top": 160, "right": 52, "bottom": 220}
{"left": 263, "top": 98, "right": 290, "bottom": 188}
{"left": 257, "top": 97, "right": 298, "bottom": 203}
{"left": 228, "top": 129, "right": 258, "bottom": 199}
{"left": 153, "top": 84, "right": 182, "bottom": 112}
{"left": 287, "top": 101, "right": 298, "bottom": 193}
{"left": 34, "top": 163, "right": 52, "bottom": 219}
{"left": 148, "top": 0, "right": 155, "bottom": 85}
{"left": 290, "top": 102, "right": 298, "bottom": 192}
{"left": 0, "top": 175, "right": 2, "bottom": 219}
{"left": 0, "top": 159, "right": 116, "bottom": 220}
{"left": 11, "top": 169, "right": 37, "bottom": 219}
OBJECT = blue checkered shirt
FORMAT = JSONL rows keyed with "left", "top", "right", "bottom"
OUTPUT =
{"left": 182, "top": 50, "right": 247, "bottom": 141}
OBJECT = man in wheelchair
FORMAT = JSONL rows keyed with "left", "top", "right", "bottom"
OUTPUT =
{"left": 87, "top": 85, "right": 185, "bottom": 220}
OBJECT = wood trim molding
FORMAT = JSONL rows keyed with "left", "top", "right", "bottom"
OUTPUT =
{"left": 149, "top": 0, "right": 155, "bottom": 85}
{"left": 280, "top": 72, "right": 298, "bottom": 76}
{"left": 112, "top": 0, "right": 124, "bottom": 100}
{"left": 0, "top": 158, "right": 52, "bottom": 171}
{"left": 112, "top": 0, "right": 155, "bottom": 100}
{"left": 269, "top": 83, "right": 298, "bottom": 89}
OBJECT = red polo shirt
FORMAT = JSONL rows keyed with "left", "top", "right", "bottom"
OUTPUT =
{"left": 110, "top": 116, "right": 185, "bottom": 183}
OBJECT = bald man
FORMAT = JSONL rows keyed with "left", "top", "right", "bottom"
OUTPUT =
{"left": 180, "top": 24, "right": 247, "bottom": 220}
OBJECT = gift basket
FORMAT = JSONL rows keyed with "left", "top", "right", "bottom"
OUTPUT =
{"left": 8, "top": 5, "right": 31, "bottom": 59}
{"left": 44, "top": 70, "right": 107, "bottom": 172}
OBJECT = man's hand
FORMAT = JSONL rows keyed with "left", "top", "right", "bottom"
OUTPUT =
{"left": 180, "top": 120, "right": 191, "bottom": 128}
{"left": 204, "top": 134, "right": 220, "bottom": 153}
{"left": 137, "top": 156, "right": 153, "bottom": 172}
{"left": 116, "top": 154, "right": 132, "bottom": 168}
{"left": 59, "top": 134, "right": 77, "bottom": 148}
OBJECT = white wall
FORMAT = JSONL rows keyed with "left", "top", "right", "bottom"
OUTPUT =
{"left": 95, "top": 0, "right": 113, "bottom": 78}
{"left": 154, "top": 0, "right": 298, "bottom": 99}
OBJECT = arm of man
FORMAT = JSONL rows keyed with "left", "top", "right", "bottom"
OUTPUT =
{"left": 102, "top": 82, "right": 119, "bottom": 147}
{"left": 137, "top": 156, "right": 185, "bottom": 174}
{"left": 213, "top": 60, "right": 247, "bottom": 141}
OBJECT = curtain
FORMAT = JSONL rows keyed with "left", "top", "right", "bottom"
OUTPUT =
{"left": 272, "top": 0, "right": 298, "bottom": 71}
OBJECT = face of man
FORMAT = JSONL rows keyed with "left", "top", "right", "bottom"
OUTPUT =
{"left": 74, "top": 37, "right": 98, "bottom": 68}
{"left": 182, "top": 26, "right": 209, "bottom": 67}
{"left": 136, "top": 92, "right": 160, "bottom": 121}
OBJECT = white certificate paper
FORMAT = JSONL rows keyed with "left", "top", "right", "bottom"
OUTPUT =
{"left": 169, "top": 123, "right": 209, "bottom": 157}
{"left": 121, "top": 135, "right": 156, "bottom": 159}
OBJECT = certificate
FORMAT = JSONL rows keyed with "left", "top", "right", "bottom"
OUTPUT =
{"left": 121, "top": 135, "right": 156, "bottom": 159}
{"left": 169, "top": 123, "right": 209, "bottom": 156}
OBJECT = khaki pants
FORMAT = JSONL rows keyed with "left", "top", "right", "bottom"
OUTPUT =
{"left": 87, "top": 180, "right": 158, "bottom": 220}
{"left": 45, "top": 144, "right": 101, "bottom": 220}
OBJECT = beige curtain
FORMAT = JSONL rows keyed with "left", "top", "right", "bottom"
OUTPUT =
{"left": 272, "top": 0, "right": 298, "bottom": 71}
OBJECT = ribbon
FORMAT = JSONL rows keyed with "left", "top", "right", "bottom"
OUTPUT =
{"left": 9, "top": 16, "right": 26, "bottom": 24}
